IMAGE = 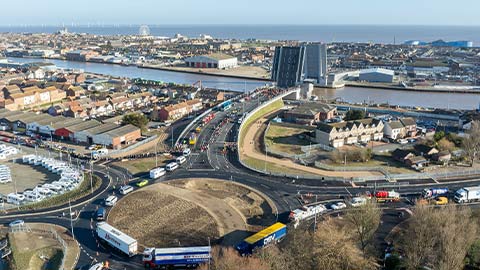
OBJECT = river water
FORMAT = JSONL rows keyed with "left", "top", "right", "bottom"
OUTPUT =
{"left": 314, "top": 87, "right": 480, "bottom": 110}
{"left": 8, "top": 58, "right": 268, "bottom": 92}
{"left": 8, "top": 57, "right": 480, "bottom": 110}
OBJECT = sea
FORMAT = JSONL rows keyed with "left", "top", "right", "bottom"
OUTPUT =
{"left": 0, "top": 25, "right": 479, "bottom": 45}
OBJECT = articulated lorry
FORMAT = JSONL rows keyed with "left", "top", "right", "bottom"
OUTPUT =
{"left": 289, "top": 204, "right": 327, "bottom": 223}
{"left": 372, "top": 190, "right": 400, "bottom": 202}
{"left": 142, "top": 246, "right": 211, "bottom": 269}
{"left": 454, "top": 186, "right": 480, "bottom": 204}
{"left": 96, "top": 222, "right": 138, "bottom": 257}
{"left": 236, "top": 222, "right": 287, "bottom": 255}
{"left": 422, "top": 188, "right": 449, "bottom": 199}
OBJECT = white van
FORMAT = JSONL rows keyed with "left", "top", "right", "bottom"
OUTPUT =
{"left": 24, "top": 191, "right": 45, "bottom": 202}
{"left": 149, "top": 168, "right": 166, "bottom": 179}
{"left": 104, "top": 195, "right": 118, "bottom": 206}
{"left": 119, "top": 185, "right": 134, "bottom": 195}
{"left": 176, "top": 156, "right": 187, "bottom": 165}
{"left": 7, "top": 193, "right": 25, "bottom": 205}
{"left": 182, "top": 148, "right": 191, "bottom": 157}
{"left": 34, "top": 186, "right": 56, "bottom": 197}
{"left": 43, "top": 184, "right": 64, "bottom": 194}
{"left": 165, "top": 162, "right": 179, "bottom": 172}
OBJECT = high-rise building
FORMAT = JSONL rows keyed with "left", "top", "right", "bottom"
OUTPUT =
{"left": 271, "top": 46, "right": 305, "bottom": 88}
{"left": 304, "top": 43, "right": 328, "bottom": 86}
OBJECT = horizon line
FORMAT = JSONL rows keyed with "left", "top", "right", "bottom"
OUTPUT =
{"left": 0, "top": 23, "right": 479, "bottom": 27}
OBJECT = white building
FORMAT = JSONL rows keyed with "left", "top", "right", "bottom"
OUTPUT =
{"left": 359, "top": 68, "right": 395, "bottom": 83}
{"left": 184, "top": 53, "right": 238, "bottom": 69}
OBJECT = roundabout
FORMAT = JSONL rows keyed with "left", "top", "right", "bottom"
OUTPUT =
{"left": 107, "top": 178, "right": 277, "bottom": 249}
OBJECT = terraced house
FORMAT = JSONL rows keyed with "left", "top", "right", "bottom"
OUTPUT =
{"left": 315, "top": 119, "right": 384, "bottom": 147}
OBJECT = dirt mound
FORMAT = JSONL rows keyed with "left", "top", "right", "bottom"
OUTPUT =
{"left": 108, "top": 178, "right": 275, "bottom": 248}
{"left": 108, "top": 188, "right": 218, "bottom": 248}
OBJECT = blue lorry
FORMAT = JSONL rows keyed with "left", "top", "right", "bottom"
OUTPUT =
{"left": 142, "top": 246, "right": 211, "bottom": 269}
{"left": 236, "top": 222, "right": 287, "bottom": 255}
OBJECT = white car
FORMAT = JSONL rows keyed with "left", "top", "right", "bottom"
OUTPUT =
{"left": 350, "top": 197, "right": 367, "bottom": 207}
{"left": 104, "top": 195, "right": 118, "bottom": 206}
{"left": 331, "top": 202, "right": 347, "bottom": 210}
{"left": 9, "top": 220, "right": 25, "bottom": 227}
{"left": 119, "top": 185, "right": 134, "bottom": 195}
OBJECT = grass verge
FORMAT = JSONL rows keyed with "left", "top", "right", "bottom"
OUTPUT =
{"left": 112, "top": 156, "right": 167, "bottom": 175}
{"left": 242, "top": 157, "right": 318, "bottom": 178}
{"left": 19, "top": 173, "right": 102, "bottom": 211}
{"left": 239, "top": 98, "right": 284, "bottom": 147}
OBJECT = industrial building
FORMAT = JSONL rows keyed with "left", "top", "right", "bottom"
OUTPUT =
{"left": 304, "top": 44, "right": 328, "bottom": 86}
{"left": 359, "top": 68, "right": 395, "bottom": 83}
{"left": 184, "top": 53, "right": 237, "bottom": 69}
{"left": 271, "top": 46, "right": 305, "bottom": 88}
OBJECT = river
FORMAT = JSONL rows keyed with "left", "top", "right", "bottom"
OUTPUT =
{"left": 314, "top": 87, "right": 480, "bottom": 110}
{"left": 8, "top": 57, "right": 480, "bottom": 110}
{"left": 7, "top": 58, "right": 268, "bottom": 92}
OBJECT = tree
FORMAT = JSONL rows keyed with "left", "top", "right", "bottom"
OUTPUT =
{"left": 462, "top": 121, "right": 480, "bottom": 166}
{"left": 199, "top": 246, "right": 270, "bottom": 270}
{"left": 344, "top": 109, "right": 366, "bottom": 121}
{"left": 437, "top": 138, "right": 455, "bottom": 152}
{"left": 433, "top": 131, "right": 446, "bottom": 142}
{"left": 344, "top": 200, "right": 381, "bottom": 256}
{"left": 122, "top": 113, "right": 149, "bottom": 132}
{"left": 402, "top": 205, "right": 477, "bottom": 270}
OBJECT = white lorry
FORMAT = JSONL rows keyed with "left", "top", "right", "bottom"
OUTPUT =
{"left": 96, "top": 222, "right": 138, "bottom": 257}
{"left": 454, "top": 186, "right": 480, "bottom": 204}
{"left": 289, "top": 204, "right": 327, "bottom": 226}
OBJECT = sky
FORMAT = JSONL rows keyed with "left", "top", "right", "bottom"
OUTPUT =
{"left": 0, "top": 0, "right": 479, "bottom": 26}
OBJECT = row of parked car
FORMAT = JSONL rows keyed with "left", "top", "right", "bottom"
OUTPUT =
{"left": 0, "top": 143, "right": 18, "bottom": 160}
{"left": 3, "top": 155, "right": 82, "bottom": 205}
{"left": 0, "top": 164, "right": 12, "bottom": 184}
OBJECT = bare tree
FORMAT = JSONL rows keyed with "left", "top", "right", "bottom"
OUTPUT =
{"left": 463, "top": 121, "right": 480, "bottom": 166}
{"left": 402, "top": 205, "right": 478, "bottom": 270}
{"left": 313, "top": 218, "right": 377, "bottom": 270}
{"left": 199, "top": 246, "right": 270, "bottom": 270}
{"left": 344, "top": 200, "right": 382, "bottom": 256}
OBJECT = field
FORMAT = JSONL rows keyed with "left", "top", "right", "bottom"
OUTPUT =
{"left": 108, "top": 178, "right": 275, "bottom": 248}
{"left": 264, "top": 123, "right": 311, "bottom": 155}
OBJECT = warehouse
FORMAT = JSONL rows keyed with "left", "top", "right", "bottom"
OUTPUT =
{"left": 54, "top": 119, "right": 101, "bottom": 140}
{"left": 184, "top": 53, "right": 238, "bottom": 69}
{"left": 75, "top": 123, "right": 119, "bottom": 145}
{"left": 359, "top": 68, "right": 395, "bottom": 83}
{"left": 92, "top": 124, "right": 141, "bottom": 149}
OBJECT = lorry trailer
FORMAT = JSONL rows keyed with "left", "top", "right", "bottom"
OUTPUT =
{"left": 143, "top": 246, "right": 211, "bottom": 269}
{"left": 454, "top": 186, "right": 480, "bottom": 204}
{"left": 422, "top": 188, "right": 449, "bottom": 199}
{"left": 289, "top": 204, "right": 327, "bottom": 222}
{"left": 96, "top": 222, "right": 138, "bottom": 257}
{"left": 236, "top": 222, "right": 287, "bottom": 255}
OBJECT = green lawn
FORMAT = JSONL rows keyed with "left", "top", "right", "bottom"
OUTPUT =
{"left": 239, "top": 98, "right": 284, "bottom": 147}
{"left": 265, "top": 124, "right": 311, "bottom": 155}
{"left": 325, "top": 154, "right": 414, "bottom": 174}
